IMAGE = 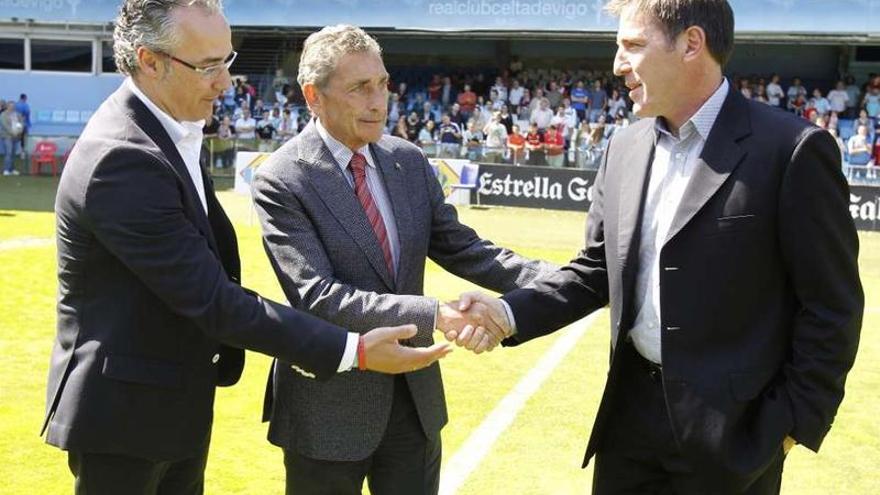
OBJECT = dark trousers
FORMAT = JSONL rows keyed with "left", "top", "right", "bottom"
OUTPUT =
{"left": 592, "top": 343, "right": 785, "bottom": 495}
{"left": 284, "top": 375, "right": 441, "bottom": 495}
{"left": 67, "top": 448, "right": 208, "bottom": 495}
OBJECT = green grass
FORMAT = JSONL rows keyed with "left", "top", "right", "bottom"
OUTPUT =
{"left": 0, "top": 177, "right": 877, "bottom": 494}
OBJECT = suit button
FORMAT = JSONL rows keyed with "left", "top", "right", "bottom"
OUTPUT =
{"left": 211, "top": 353, "right": 220, "bottom": 364}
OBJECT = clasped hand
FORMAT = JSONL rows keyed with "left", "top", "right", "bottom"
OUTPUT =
{"left": 436, "top": 291, "right": 512, "bottom": 354}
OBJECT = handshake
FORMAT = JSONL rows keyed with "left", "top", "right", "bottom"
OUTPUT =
{"left": 436, "top": 291, "right": 512, "bottom": 354}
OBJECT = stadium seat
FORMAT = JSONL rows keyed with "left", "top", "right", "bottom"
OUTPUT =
{"left": 30, "top": 140, "right": 59, "bottom": 176}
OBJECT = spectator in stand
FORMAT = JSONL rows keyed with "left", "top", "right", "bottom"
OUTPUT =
{"left": 471, "top": 105, "right": 490, "bottom": 132}
{"left": 790, "top": 93, "right": 806, "bottom": 117}
{"left": 517, "top": 88, "right": 532, "bottom": 120}
{"left": 427, "top": 74, "right": 442, "bottom": 104}
{"left": 786, "top": 77, "right": 807, "bottom": 112}
{"left": 828, "top": 111, "right": 840, "bottom": 131}
{"left": 508, "top": 79, "right": 524, "bottom": 108}
{"left": 234, "top": 84, "right": 252, "bottom": 113}
{"left": 530, "top": 97, "right": 554, "bottom": 135}
{"left": 810, "top": 89, "right": 831, "bottom": 118}
{"left": 406, "top": 111, "right": 422, "bottom": 142}
{"left": 529, "top": 88, "right": 544, "bottom": 115}
{"left": 588, "top": 80, "right": 608, "bottom": 122}
{"left": 847, "top": 124, "right": 872, "bottom": 175}
{"left": 752, "top": 84, "right": 769, "bottom": 104}
{"left": 216, "top": 116, "right": 236, "bottom": 169}
{"left": 418, "top": 120, "right": 437, "bottom": 156}
{"left": 392, "top": 115, "right": 409, "bottom": 141}
{"left": 543, "top": 124, "right": 565, "bottom": 168}
{"left": 449, "top": 102, "right": 465, "bottom": 126}
{"left": 1, "top": 101, "right": 23, "bottom": 175}
{"left": 507, "top": 123, "right": 525, "bottom": 165}
{"left": 560, "top": 98, "right": 578, "bottom": 136}
{"left": 525, "top": 122, "right": 543, "bottom": 165}
{"left": 491, "top": 76, "right": 508, "bottom": 103}
{"left": 457, "top": 84, "right": 477, "bottom": 122}
{"left": 252, "top": 99, "right": 266, "bottom": 121}
{"left": 845, "top": 75, "right": 861, "bottom": 118}
{"left": 829, "top": 127, "right": 846, "bottom": 167}
{"left": 461, "top": 119, "right": 483, "bottom": 160}
{"left": 14, "top": 94, "right": 29, "bottom": 155}
{"left": 437, "top": 113, "right": 462, "bottom": 158}
{"left": 278, "top": 108, "right": 297, "bottom": 142}
{"left": 256, "top": 110, "right": 277, "bottom": 151}
{"left": 441, "top": 76, "right": 455, "bottom": 109}
{"left": 739, "top": 78, "right": 752, "bottom": 99}
{"left": 483, "top": 112, "right": 508, "bottom": 163}
{"left": 855, "top": 109, "right": 872, "bottom": 131}
{"left": 222, "top": 84, "right": 236, "bottom": 115}
{"left": 235, "top": 107, "right": 256, "bottom": 141}
{"left": 570, "top": 80, "right": 589, "bottom": 122}
{"left": 766, "top": 74, "right": 785, "bottom": 108}
{"left": 395, "top": 81, "right": 408, "bottom": 108}
{"left": 419, "top": 101, "right": 436, "bottom": 128}
{"left": 546, "top": 81, "right": 564, "bottom": 109}
{"left": 864, "top": 86, "right": 880, "bottom": 119}
{"left": 387, "top": 92, "right": 402, "bottom": 129}
{"left": 607, "top": 88, "right": 627, "bottom": 120}
{"left": 489, "top": 90, "right": 505, "bottom": 112}
{"left": 498, "top": 105, "right": 514, "bottom": 134}
{"left": 828, "top": 81, "right": 849, "bottom": 116}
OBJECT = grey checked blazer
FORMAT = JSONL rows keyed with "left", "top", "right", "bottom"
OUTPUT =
{"left": 253, "top": 121, "right": 554, "bottom": 461}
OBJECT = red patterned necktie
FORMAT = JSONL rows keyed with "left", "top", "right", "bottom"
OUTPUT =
{"left": 349, "top": 152, "right": 394, "bottom": 276}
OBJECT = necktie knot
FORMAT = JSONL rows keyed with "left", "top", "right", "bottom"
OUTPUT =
{"left": 349, "top": 152, "right": 368, "bottom": 179}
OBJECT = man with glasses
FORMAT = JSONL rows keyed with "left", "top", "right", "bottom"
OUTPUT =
{"left": 44, "top": 1, "right": 451, "bottom": 493}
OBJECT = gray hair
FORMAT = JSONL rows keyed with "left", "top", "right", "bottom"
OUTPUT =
{"left": 297, "top": 25, "right": 382, "bottom": 89}
{"left": 113, "top": 0, "right": 223, "bottom": 76}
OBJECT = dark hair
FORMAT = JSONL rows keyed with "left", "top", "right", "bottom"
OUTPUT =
{"left": 605, "top": 0, "right": 734, "bottom": 67}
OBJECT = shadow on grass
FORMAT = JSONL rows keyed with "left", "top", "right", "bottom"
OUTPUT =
{"left": 0, "top": 177, "right": 59, "bottom": 213}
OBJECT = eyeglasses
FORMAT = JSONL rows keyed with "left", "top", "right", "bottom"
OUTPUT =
{"left": 162, "top": 50, "right": 237, "bottom": 78}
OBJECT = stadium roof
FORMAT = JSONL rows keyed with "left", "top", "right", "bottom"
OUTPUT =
{"left": 3, "top": 0, "right": 880, "bottom": 40}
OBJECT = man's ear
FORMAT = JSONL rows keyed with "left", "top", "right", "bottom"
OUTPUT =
{"left": 682, "top": 25, "right": 706, "bottom": 62}
{"left": 302, "top": 83, "right": 321, "bottom": 115}
{"left": 136, "top": 46, "right": 166, "bottom": 80}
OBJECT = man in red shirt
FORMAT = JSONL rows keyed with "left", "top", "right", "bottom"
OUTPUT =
{"left": 543, "top": 124, "right": 565, "bottom": 168}
{"left": 457, "top": 84, "right": 477, "bottom": 121}
{"left": 525, "top": 122, "right": 544, "bottom": 166}
{"left": 507, "top": 123, "right": 526, "bottom": 165}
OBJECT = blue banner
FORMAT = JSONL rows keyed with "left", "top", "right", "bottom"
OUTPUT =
{"left": 2, "top": 0, "right": 879, "bottom": 34}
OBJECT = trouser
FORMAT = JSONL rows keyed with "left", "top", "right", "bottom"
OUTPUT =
{"left": 284, "top": 375, "right": 441, "bottom": 495}
{"left": 592, "top": 343, "right": 785, "bottom": 495}
{"left": 2, "top": 137, "right": 20, "bottom": 172}
{"left": 67, "top": 447, "right": 208, "bottom": 495}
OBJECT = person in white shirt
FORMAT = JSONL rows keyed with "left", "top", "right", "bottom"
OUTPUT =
{"left": 766, "top": 74, "right": 785, "bottom": 107}
{"left": 234, "top": 108, "right": 256, "bottom": 140}
{"left": 508, "top": 79, "right": 525, "bottom": 107}
{"left": 529, "top": 97, "right": 554, "bottom": 132}
{"left": 827, "top": 80, "right": 850, "bottom": 115}
{"left": 482, "top": 112, "right": 508, "bottom": 163}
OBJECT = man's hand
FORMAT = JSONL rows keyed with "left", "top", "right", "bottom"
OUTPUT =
{"left": 436, "top": 302, "right": 498, "bottom": 354}
{"left": 362, "top": 325, "right": 452, "bottom": 374}
{"left": 783, "top": 435, "right": 797, "bottom": 455}
{"left": 454, "top": 291, "right": 513, "bottom": 351}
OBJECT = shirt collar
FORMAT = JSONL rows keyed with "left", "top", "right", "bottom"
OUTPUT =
{"left": 314, "top": 118, "right": 375, "bottom": 171}
{"left": 126, "top": 77, "right": 205, "bottom": 145}
{"left": 654, "top": 78, "right": 729, "bottom": 142}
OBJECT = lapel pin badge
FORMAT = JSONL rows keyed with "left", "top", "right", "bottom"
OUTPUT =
{"left": 395, "top": 162, "right": 401, "bottom": 170}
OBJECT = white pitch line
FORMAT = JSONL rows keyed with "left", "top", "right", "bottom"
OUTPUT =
{"left": 0, "top": 237, "right": 53, "bottom": 251}
{"left": 438, "top": 310, "right": 603, "bottom": 495}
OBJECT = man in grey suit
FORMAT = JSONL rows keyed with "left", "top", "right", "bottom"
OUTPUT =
{"left": 252, "top": 25, "right": 552, "bottom": 495}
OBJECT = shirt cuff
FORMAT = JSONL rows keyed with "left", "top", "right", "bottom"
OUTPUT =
{"left": 337, "top": 332, "right": 360, "bottom": 372}
{"left": 499, "top": 299, "right": 517, "bottom": 336}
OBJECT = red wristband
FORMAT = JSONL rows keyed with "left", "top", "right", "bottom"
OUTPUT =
{"left": 357, "top": 335, "right": 366, "bottom": 371}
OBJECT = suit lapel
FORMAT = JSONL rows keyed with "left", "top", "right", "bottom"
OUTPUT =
{"left": 664, "top": 90, "right": 751, "bottom": 244}
{"left": 120, "top": 87, "right": 219, "bottom": 253}
{"left": 370, "top": 140, "right": 411, "bottom": 289}
{"left": 298, "top": 123, "right": 396, "bottom": 290}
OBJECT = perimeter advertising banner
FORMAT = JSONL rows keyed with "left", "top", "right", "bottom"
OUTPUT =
{"left": 475, "top": 163, "right": 596, "bottom": 211}
{"left": 850, "top": 185, "right": 880, "bottom": 232}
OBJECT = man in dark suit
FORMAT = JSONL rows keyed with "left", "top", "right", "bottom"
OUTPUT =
{"left": 44, "top": 3, "right": 449, "bottom": 493}
{"left": 461, "top": 1, "right": 863, "bottom": 493}
{"left": 252, "top": 25, "right": 552, "bottom": 495}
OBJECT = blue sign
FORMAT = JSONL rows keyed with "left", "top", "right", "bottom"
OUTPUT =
{"left": 1, "top": 0, "right": 879, "bottom": 34}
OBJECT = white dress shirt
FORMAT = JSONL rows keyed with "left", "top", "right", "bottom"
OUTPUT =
{"left": 127, "top": 78, "right": 207, "bottom": 214}
{"left": 629, "top": 79, "right": 729, "bottom": 364}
